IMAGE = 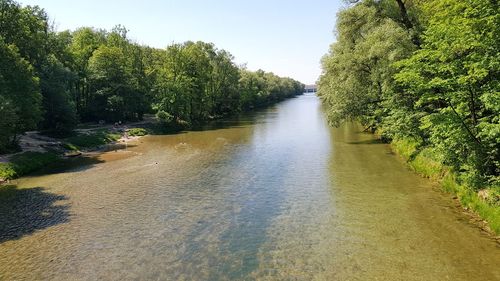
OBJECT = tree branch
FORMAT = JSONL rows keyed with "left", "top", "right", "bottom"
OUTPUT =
{"left": 448, "top": 100, "right": 482, "bottom": 145}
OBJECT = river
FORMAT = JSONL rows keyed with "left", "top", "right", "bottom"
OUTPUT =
{"left": 0, "top": 94, "right": 498, "bottom": 280}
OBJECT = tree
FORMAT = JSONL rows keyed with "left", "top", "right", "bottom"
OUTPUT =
{"left": 1, "top": 0, "right": 78, "bottom": 135}
{"left": 0, "top": 95, "right": 18, "bottom": 152}
{"left": 69, "top": 27, "right": 107, "bottom": 116}
{"left": 318, "top": 1, "right": 415, "bottom": 128}
{"left": 87, "top": 45, "right": 132, "bottom": 121}
{"left": 394, "top": 0, "right": 500, "bottom": 186}
{"left": 39, "top": 55, "right": 77, "bottom": 135}
{"left": 321, "top": 0, "right": 499, "bottom": 188}
{"left": 0, "top": 37, "right": 42, "bottom": 150}
{"left": 206, "top": 48, "right": 240, "bottom": 117}
{"left": 1, "top": 0, "right": 304, "bottom": 149}
{"left": 239, "top": 69, "right": 304, "bottom": 110}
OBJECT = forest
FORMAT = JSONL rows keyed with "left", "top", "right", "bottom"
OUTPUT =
{"left": 0, "top": 0, "right": 304, "bottom": 153}
{"left": 319, "top": 0, "right": 499, "bottom": 224}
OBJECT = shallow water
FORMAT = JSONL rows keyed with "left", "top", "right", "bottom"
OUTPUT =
{"left": 0, "top": 94, "right": 498, "bottom": 280}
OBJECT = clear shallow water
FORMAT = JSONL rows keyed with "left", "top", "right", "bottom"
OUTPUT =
{"left": 0, "top": 94, "right": 498, "bottom": 280}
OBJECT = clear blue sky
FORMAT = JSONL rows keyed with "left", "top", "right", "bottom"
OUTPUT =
{"left": 20, "top": 0, "right": 343, "bottom": 84}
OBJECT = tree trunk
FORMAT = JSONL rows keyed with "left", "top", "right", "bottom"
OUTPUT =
{"left": 395, "top": 0, "right": 413, "bottom": 30}
{"left": 468, "top": 86, "right": 478, "bottom": 128}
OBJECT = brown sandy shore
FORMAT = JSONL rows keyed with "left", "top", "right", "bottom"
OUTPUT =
{"left": 0, "top": 121, "right": 149, "bottom": 184}
{"left": 2, "top": 118, "right": 155, "bottom": 159}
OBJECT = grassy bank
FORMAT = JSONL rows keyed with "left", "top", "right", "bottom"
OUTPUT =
{"left": 63, "top": 130, "right": 122, "bottom": 151}
{"left": 0, "top": 125, "right": 166, "bottom": 181}
{"left": 0, "top": 152, "right": 61, "bottom": 180}
{"left": 391, "top": 137, "right": 500, "bottom": 234}
{"left": 0, "top": 129, "right": 132, "bottom": 181}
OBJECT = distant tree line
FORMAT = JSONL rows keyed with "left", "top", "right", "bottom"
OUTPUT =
{"left": 319, "top": 0, "right": 499, "bottom": 189}
{"left": 0, "top": 0, "right": 304, "bottom": 153}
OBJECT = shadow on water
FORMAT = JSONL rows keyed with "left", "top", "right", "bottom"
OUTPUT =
{"left": 346, "top": 138, "right": 385, "bottom": 145}
{"left": 0, "top": 185, "right": 70, "bottom": 243}
{"left": 147, "top": 103, "right": 275, "bottom": 136}
{"left": 189, "top": 114, "right": 264, "bottom": 133}
{"left": 28, "top": 155, "right": 106, "bottom": 177}
{"left": 213, "top": 154, "right": 290, "bottom": 279}
{"left": 100, "top": 143, "right": 138, "bottom": 152}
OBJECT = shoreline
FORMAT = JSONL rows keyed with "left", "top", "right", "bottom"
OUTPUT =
{"left": 388, "top": 136, "right": 500, "bottom": 237}
{"left": 0, "top": 98, "right": 296, "bottom": 183}
{"left": 0, "top": 126, "right": 146, "bottom": 184}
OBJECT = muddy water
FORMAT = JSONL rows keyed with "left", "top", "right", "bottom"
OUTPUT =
{"left": 0, "top": 94, "right": 498, "bottom": 280}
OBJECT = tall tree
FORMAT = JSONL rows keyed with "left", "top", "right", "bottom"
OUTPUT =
{"left": 0, "top": 36, "right": 42, "bottom": 150}
{"left": 395, "top": 0, "right": 500, "bottom": 185}
{"left": 318, "top": 1, "right": 415, "bottom": 128}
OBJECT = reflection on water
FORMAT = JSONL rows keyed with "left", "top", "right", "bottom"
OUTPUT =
{"left": 0, "top": 94, "right": 498, "bottom": 280}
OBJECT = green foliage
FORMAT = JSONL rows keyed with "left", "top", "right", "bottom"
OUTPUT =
{"left": 151, "top": 41, "right": 303, "bottom": 124}
{"left": 0, "top": 0, "right": 77, "bottom": 138}
{"left": 391, "top": 137, "right": 421, "bottom": 160}
{"left": 0, "top": 0, "right": 303, "bottom": 153}
{"left": 0, "top": 35, "right": 42, "bottom": 152}
{"left": 127, "top": 128, "right": 148, "bottom": 137}
{"left": 321, "top": 0, "right": 500, "bottom": 232}
{"left": 39, "top": 55, "right": 78, "bottom": 135}
{"left": 238, "top": 69, "right": 304, "bottom": 110}
{"left": 0, "top": 152, "right": 60, "bottom": 180}
{"left": 0, "top": 95, "right": 19, "bottom": 153}
{"left": 155, "top": 42, "right": 231, "bottom": 121}
{"left": 321, "top": 0, "right": 500, "bottom": 186}
{"left": 318, "top": 0, "right": 415, "bottom": 127}
{"left": 394, "top": 0, "right": 499, "bottom": 187}
{"left": 86, "top": 40, "right": 149, "bottom": 121}
{"left": 63, "top": 130, "right": 120, "bottom": 150}
{"left": 0, "top": 163, "right": 16, "bottom": 180}
{"left": 156, "top": 110, "right": 174, "bottom": 125}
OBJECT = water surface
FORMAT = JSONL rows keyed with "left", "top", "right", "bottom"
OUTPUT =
{"left": 0, "top": 94, "right": 498, "bottom": 280}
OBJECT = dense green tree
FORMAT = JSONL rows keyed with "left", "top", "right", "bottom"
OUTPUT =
{"left": 0, "top": 95, "right": 18, "bottom": 152}
{"left": 153, "top": 41, "right": 254, "bottom": 124}
{"left": 239, "top": 69, "right": 304, "bottom": 110}
{"left": 68, "top": 27, "right": 107, "bottom": 115}
{"left": 87, "top": 45, "right": 133, "bottom": 121}
{"left": 0, "top": 37, "right": 42, "bottom": 151}
{"left": 39, "top": 55, "right": 77, "bottom": 135}
{"left": 0, "top": 0, "right": 48, "bottom": 68}
{"left": 0, "top": 0, "right": 77, "bottom": 135}
{"left": 394, "top": 0, "right": 499, "bottom": 186}
{"left": 319, "top": 0, "right": 415, "bottom": 128}
{"left": 320, "top": 0, "right": 499, "bottom": 188}
{"left": 206, "top": 48, "right": 240, "bottom": 117}
{"left": 0, "top": 0, "right": 303, "bottom": 152}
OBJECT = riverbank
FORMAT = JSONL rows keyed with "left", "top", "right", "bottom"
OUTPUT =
{"left": 390, "top": 137, "right": 500, "bottom": 235}
{"left": 0, "top": 95, "right": 305, "bottom": 183}
{"left": 0, "top": 125, "right": 149, "bottom": 183}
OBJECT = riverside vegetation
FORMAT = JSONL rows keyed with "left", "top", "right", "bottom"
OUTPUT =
{"left": 0, "top": 0, "right": 304, "bottom": 179}
{"left": 318, "top": 0, "right": 499, "bottom": 233}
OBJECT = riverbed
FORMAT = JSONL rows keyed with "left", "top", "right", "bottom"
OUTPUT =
{"left": 0, "top": 94, "right": 498, "bottom": 280}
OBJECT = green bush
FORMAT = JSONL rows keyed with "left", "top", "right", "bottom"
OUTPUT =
{"left": 156, "top": 110, "right": 174, "bottom": 124}
{"left": 0, "top": 163, "right": 16, "bottom": 180}
{"left": 127, "top": 128, "right": 148, "bottom": 137}
{"left": 0, "top": 152, "right": 60, "bottom": 180}
{"left": 64, "top": 130, "right": 121, "bottom": 150}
